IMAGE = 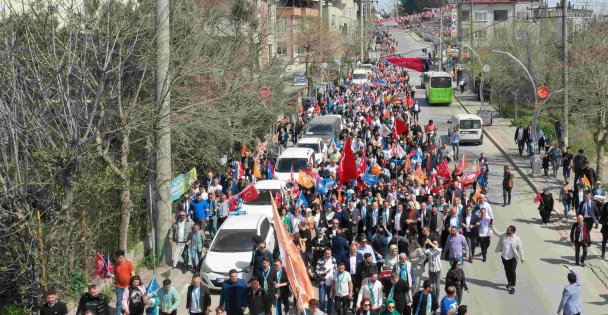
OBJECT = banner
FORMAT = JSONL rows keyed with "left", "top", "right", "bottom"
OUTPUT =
{"left": 170, "top": 168, "right": 198, "bottom": 202}
{"left": 271, "top": 194, "right": 314, "bottom": 310}
{"left": 338, "top": 137, "right": 358, "bottom": 185}
{"left": 385, "top": 57, "right": 431, "bottom": 72}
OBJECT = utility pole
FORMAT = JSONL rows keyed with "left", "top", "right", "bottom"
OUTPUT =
{"left": 155, "top": 0, "right": 172, "bottom": 264}
{"left": 439, "top": 6, "right": 443, "bottom": 71}
{"left": 562, "top": 0, "right": 569, "bottom": 147}
{"left": 470, "top": 0, "right": 473, "bottom": 46}
{"left": 360, "top": 0, "right": 364, "bottom": 60}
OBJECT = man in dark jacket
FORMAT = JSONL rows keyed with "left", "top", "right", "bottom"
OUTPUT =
{"left": 245, "top": 277, "right": 272, "bottom": 315}
{"left": 411, "top": 280, "right": 439, "bottom": 315}
{"left": 582, "top": 162, "right": 598, "bottom": 186}
{"left": 356, "top": 253, "right": 379, "bottom": 286}
{"left": 254, "top": 257, "right": 277, "bottom": 297}
{"left": 274, "top": 259, "right": 291, "bottom": 315}
{"left": 219, "top": 270, "right": 248, "bottom": 315}
{"left": 570, "top": 215, "right": 592, "bottom": 267}
{"left": 251, "top": 241, "right": 274, "bottom": 273}
{"left": 186, "top": 275, "right": 212, "bottom": 315}
{"left": 371, "top": 226, "right": 392, "bottom": 263}
{"left": 331, "top": 229, "right": 350, "bottom": 262}
{"left": 40, "top": 289, "right": 68, "bottom": 315}
{"left": 573, "top": 149, "right": 588, "bottom": 185}
{"left": 380, "top": 271, "right": 411, "bottom": 315}
{"left": 77, "top": 285, "right": 110, "bottom": 315}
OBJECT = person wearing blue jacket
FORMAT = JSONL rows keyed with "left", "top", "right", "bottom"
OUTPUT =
{"left": 189, "top": 193, "right": 209, "bottom": 232}
{"left": 219, "top": 270, "right": 247, "bottom": 315}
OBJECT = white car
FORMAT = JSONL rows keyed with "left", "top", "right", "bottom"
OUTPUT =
{"left": 273, "top": 147, "right": 314, "bottom": 182}
{"left": 296, "top": 137, "right": 328, "bottom": 164}
{"left": 447, "top": 114, "right": 484, "bottom": 145}
{"left": 240, "top": 180, "right": 287, "bottom": 217}
{"left": 200, "top": 214, "right": 275, "bottom": 290}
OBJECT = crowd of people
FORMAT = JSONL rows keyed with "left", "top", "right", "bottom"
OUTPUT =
{"left": 38, "top": 26, "right": 605, "bottom": 315}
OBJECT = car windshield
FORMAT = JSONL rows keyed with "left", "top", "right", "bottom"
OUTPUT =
{"left": 353, "top": 73, "right": 367, "bottom": 80}
{"left": 431, "top": 77, "right": 452, "bottom": 88}
{"left": 210, "top": 229, "right": 257, "bottom": 252}
{"left": 296, "top": 142, "right": 320, "bottom": 152}
{"left": 307, "top": 124, "right": 333, "bottom": 135}
{"left": 460, "top": 120, "right": 482, "bottom": 129}
{"left": 276, "top": 158, "right": 308, "bottom": 172}
{"left": 245, "top": 189, "right": 280, "bottom": 205}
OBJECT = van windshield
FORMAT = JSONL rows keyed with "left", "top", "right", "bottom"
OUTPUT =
{"left": 307, "top": 124, "right": 334, "bottom": 135}
{"left": 275, "top": 158, "right": 308, "bottom": 172}
{"left": 352, "top": 73, "right": 368, "bottom": 80}
{"left": 244, "top": 189, "right": 281, "bottom": 205}
{"left": 460, "top": 120, "right": 482, "bottom": 129}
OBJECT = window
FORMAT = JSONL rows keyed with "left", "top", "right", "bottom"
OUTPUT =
{"left": 430, "top": 77, "right": 452, "bottom": 88}
{"left": 244, "top": 189, "right": 280, "bottom": 205}
{"left": 473, "top": 28, "right": 487, "bottom": 39}
{"left": 276, "top": 42, "right": 287, "bottom": 55}
{"left": 293, "top": 17, "right": 302, "bottom": 31}
{"left": 460, "top": 10, "right": 469, "bottom": 20}
{"left": 275, "top": 158, "right": 309, "bottom": 172}
{"left": 210, "top": 229, "right": 257, "bottom": 252}
{"left": 493, "top": 10, "right": 508, "bottom": 21}
{"left": 331, "top": 15, "right": 336, "bottom": 27}
{"left": 295, "top": 46, "right": 306, "bottom": 56}
{"left": 276, "top": 17, "right": 286, "bottom": 32}
{"left": 460, "top": 120, "right": 482, "bottom": 130}
{"left": 474, "top": 12, "right": 487, "bottom": 22}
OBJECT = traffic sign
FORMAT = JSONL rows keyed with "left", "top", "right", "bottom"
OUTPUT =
{"left": 537, "top": 86, "right": 549, "bottom": 100}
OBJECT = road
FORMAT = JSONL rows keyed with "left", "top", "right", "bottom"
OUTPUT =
{"left": 390, "top": 27, "right": 608, "bottom": 313}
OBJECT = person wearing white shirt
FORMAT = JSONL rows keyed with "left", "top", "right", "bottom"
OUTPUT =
{"left": 474, "top": 208, "right": 492, "bottom": 262}
{"left": 331, "top": 263, "right": 353, "bottom": 315}
{"left": 357, "top": 273, "right": 384, "bottom": 311}
{"left": 477, "top": 195, "right": 494, "bottom": 220}
{"left": 492, "top": 225, "right": 525, "bottom": 295}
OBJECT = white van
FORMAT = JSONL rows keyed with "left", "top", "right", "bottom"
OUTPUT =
{"left": 352, "top": 68, "right": 369, "bottom": 85}
{"left": 200, "top": 214, "right": 275, "bottom": 290}
{"left": 240, "top": 180, "right": 287, "bottom": 217}
{"left": 273, "top": 147, "right": 314, "bottom": 182}
{"left": 447, "top": 114, "right": 484, "bottom": 145}
{"left": 303, "top": 115, "right": 344, "bottom": 143}
{"left": 296, "top": 137, "right": 328, "bottom": 163}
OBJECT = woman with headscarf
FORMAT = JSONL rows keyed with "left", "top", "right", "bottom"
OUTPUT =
{"left": 444, "top": 260, "right": 468, "bottom": 304}
{"left": 539, "top": 188, "right": 554, "bottom": 225}
{"left": 379, "top": 298, "right": 400, "bottom": 315}
{"left": 383, "top": 244, "right": 400, "bottom": 270}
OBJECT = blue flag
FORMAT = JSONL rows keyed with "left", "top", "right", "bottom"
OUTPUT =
{"left": 477, "top": 174, "right": 486, "bottom": 187}
{"left": 412, "top": 151, "right": 423, "bottom": 164}
{"left": 146, "top": 276, "right": 160, "bottom": 295}
{"left": 361, "top": 173, "right": 381, "bottom": 186}
{"left": 317, "top": 179, "right": 328, "bottom": 195}
{"left": 333, "top": 136, "right": 341, "bottom": 150}
{"left": 296, "top": 192, "right": 309, "bottom": 208}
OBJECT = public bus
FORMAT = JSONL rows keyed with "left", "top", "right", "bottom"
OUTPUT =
{"left": 423, "top": 71, "right": 453, "bottom": 105}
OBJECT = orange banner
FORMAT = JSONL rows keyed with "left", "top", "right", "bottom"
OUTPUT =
{"left": 272, "top": 194, "right": 314, "bottom": 310}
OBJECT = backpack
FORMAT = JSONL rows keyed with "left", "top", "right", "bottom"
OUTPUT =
{"left": 128, "top": 287, "right": 145, "bottom": 312}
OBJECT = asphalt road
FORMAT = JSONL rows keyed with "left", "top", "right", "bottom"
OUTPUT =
{"left": 390, "top": 27, "right": 608, "bottom": 314}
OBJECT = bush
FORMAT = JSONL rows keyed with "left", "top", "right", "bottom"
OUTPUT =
{"left": 140, "top": 250, "right": 161, "bottom": 270}
{"left": 2, "top": 305, "right": 25, "bottom": 315}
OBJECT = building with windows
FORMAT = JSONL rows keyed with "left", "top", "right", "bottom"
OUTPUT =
{"left": 454, "top": 0, "right": 540, "bottom": 44}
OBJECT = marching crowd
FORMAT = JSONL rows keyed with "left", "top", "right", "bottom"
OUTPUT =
{"left": 39, "top": 27, "right": 605, "bottom": 315}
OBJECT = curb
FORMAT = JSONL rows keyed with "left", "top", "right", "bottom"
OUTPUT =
{"left": 455, "top": 94, "right": 608, "bottom": 289}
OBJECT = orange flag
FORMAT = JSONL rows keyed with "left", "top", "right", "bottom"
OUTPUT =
{"left": 297, "top": 171, "right": 314, "bottom": 189}
{"left": 272, "top": 194, "right": 314, "bottom": 310}
{"left": 583, "top": 175, "right": 592, "bottom": 190}
{"left": 253, "top": 160, "right": 262, "bottom": 179}
{"left": 471, "top": 184, "right": 482, "bottom": 202}
{"left": 241, "top": 143, "right": 247, "bottom": 157}
{"left": 413, "top": 165, "right": 428, "bottom": 183}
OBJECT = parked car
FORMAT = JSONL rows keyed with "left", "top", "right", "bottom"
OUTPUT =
{"left": 448, "top": 114, "right": 484, "bottom": 145}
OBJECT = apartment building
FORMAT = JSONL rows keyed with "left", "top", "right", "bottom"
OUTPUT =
{"left": 454, "top": 0, "right": 540, "bottom": 44}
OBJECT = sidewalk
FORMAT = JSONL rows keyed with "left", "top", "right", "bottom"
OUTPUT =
{"left": 454, "top": 91, "right": 608, "bottom": 288}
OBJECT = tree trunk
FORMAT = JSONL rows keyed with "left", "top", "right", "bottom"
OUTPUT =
{"left": 118, "top": 179, "right": 133, "bottom": 251}
{"left": 595, "top": 129, "right": 607, "bottom": 182}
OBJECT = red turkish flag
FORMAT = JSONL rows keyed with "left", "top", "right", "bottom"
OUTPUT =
{"left": 359, "top": 149, "right": 367, "bottom": 176}
{"left": 338, "top": 137, "right": 358, "bottom": 185}
{"left": 394, "top": 118, "right": 407, "bottom": 135}
{"left": 96, "top": 253, "right": 105, "bottom": 278}
{"left": 436, "top": 160, "right": 451, "bottom": 180}
{"left": 240, "top": 184, "right": 260, "bottom": 202}
{"left": 454, "top": 155, "right": 469, "bottom": 174}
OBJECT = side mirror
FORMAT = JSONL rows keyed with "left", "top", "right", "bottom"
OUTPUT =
{"left": 447, "top": 120, "right": 452, "bottom": 124}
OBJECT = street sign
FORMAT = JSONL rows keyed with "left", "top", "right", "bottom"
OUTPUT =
{"left": 537, "top": 86, "right": 549, "bottom": 100}
{"left": 293, "top": 75, "right": 308, "bottom": 86}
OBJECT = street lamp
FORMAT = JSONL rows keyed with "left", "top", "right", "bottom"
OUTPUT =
{"left": 461, "top": 43, "right": 488, "bottom": 110}
{"left": 492, "top": 49, "right": 543, "bottom": 175}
